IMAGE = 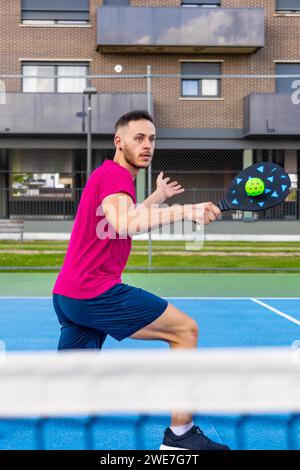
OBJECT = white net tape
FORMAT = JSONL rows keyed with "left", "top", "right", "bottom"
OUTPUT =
{"left": 0, "top": 347, "right": 299, "bottom": 417}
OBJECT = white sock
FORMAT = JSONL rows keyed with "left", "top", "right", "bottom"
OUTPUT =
{"left": 170, "top": 421, "right": 194, "bottom": 436}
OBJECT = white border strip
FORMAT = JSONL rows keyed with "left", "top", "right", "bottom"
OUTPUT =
{"left": 251, "top": 298, "right": 300, "bottom": 327}
{"left": 205, "top": 234, "right": 300, "bottom": 242}
{"left": 2, "top": 233, "right": 300, "bottom": 242}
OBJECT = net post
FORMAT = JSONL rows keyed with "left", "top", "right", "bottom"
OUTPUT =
{"left": 84, "top": 416, "right": 98, "bottom": 450}
{"left": 135, "top": 414, "right": 148, "bottom": 450}
{"left": 287, "top": 413, "right": 299, "bottom": 450}
{"left": 35, "top": 418, "right": 46, "bottom": 450}
{"left": 235, "top": 415, "right": 248, "bottom": 450}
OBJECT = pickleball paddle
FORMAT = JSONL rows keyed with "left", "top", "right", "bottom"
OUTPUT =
{"left": 217, "top": 162, "right": 291, "bottom": 212}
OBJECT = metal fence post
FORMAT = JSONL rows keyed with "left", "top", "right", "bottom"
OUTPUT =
{"left": 83, "top": 86, "right": 97, "bottom": 180}
{"left": 147, "top": 65, "right": 153, "bottom": 271}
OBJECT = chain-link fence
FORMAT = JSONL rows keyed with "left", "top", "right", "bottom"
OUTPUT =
{"left": 0, "top": 71, "right": 299, "bottom": 270}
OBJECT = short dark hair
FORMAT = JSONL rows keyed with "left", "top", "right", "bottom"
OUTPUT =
{"left": 115, "top": 110, "right": 154, "bottom": 133}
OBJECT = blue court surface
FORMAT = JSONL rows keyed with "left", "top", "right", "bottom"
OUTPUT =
{"left": 0, "top": 296, "right": 300, "bottom": 450}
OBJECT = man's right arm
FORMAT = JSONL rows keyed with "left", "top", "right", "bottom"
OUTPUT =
{"left": 101, "top": 193, "right": 220, "bottom": 237}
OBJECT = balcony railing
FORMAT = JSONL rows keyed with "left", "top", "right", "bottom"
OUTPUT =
{"left": 97, "top": 6, "right": 264, "bottom": 54}
{"left": 243, "top": 94, "right": 300, "bottom": 136}
{"left": 0, "top": 93, "right": 149, "bottom": 134}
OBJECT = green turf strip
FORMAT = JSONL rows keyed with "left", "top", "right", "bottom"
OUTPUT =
{"left": 0, "top": 273, "right": 299, "bottom": 297}
{"left": 0, "top": 252, "right": 300, "bottom": 272}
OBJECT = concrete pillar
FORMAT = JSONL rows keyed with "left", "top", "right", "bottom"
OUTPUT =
{"left": 285, "top": 149, "right": 298, "bottom": 219}
{"left": 0, "top": 149, "right": 8, "bottom": 218}
{"left": 136, "top": 168, "right": 146, "bottom": 203}
{"left": 297, "top": 151, "right": 300, "bottom": 220}
{"left": 285, "top": 149, "right": 297, "bottom": 175}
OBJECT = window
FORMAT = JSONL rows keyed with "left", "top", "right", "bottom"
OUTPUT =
{"left": 11, "top": 149, "right": 73, "bottom": 199}
{"left": 12, "top": 173, "right": 73, "bottom": 198}
{"left": 22, "top": 20, "right": 88, "bottom": 24}
{"left": 21, "top": 0, "right": 89, "bottom": 24}
{"left": 276, "top": 0, "right": 300, "bottom": 13}
{"left": 22, "top": 63, "right": 88, "bottom": 93}
{"left": 102, "top": 0, "right": 129, "bottom": 5}
{"left": 181, "top": 1, "right": 220, "bottom": 7}
{"left": 276, "top": 63, "right": 300, "bottom": 93}
{"left": 181, "top": 62, "right": 221, "bottom": 97}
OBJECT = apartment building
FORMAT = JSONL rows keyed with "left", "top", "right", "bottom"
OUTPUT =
{"left": 0, "top": 0, "right": 299, "bottom": 220}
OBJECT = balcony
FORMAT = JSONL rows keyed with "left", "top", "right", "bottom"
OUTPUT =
{"left": 97, "top": 6, "right": 264, "bottom": 54}
{"left": 243, "top": 94, "right": 300, "bottom": 136}
{"left": 0, "top": 92, "right": 149, "bottom": 134}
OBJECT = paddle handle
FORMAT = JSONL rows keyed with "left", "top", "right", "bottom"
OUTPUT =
{"left": 217, "top": 199, "right": 231, "bottom": 212}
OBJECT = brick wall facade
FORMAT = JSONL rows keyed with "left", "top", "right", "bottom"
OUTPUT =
{"left": 1, "top": 0, "right": 299, "bottom": 129}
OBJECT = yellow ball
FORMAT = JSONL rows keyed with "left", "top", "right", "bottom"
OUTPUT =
{"left": 245, "top": 178, "right": 265, "bottom": 197}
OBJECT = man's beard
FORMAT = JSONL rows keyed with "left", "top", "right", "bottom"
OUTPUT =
{"left": 123, "top": 144, "right": 151, "bottom": 169}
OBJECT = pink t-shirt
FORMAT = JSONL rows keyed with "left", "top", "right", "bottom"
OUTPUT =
{"left": 53, "top": 160, "right": 136, "bottom": 299}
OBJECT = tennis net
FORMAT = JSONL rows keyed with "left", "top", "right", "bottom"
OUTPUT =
{"left": 0, "top": 348, "right": 299, "bottom": 450}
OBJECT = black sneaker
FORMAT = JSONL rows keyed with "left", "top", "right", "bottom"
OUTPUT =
{"left": 159, "top": 425, "right": 230, "bottom": 450}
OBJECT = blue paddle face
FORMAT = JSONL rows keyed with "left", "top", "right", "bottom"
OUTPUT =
{"left": 218, "top": 162, "right": 291, "bottom": 212}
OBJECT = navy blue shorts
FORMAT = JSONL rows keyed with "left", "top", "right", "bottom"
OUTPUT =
{"left": 53, "top": 283, "right": 168, "bottom": 350}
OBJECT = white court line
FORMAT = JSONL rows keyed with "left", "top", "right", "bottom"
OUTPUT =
{"left": 0, "top": 296, "right": 300, "bottom": 300}
{"left": 166, "top": 296, "right": 300, "bottom": 300}
{"left": 251, "top": 298, "right": 300, "bottom": 327}
{"left": 166, "top": 297, "right": 253, "bottom": 300}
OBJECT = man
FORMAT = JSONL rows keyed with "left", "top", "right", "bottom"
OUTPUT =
{"left": 53, "top": 110, "right": 229, "bottom": 450}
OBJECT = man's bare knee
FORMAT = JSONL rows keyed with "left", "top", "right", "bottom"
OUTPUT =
{"left": 185, "top": 318, "right": 199, "bottom": 342}
{"left": 190, "top": 319, "right": 199, "bottom": 341}
{"left": 171, "top": 318, "right": 199, "bottom": 348}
